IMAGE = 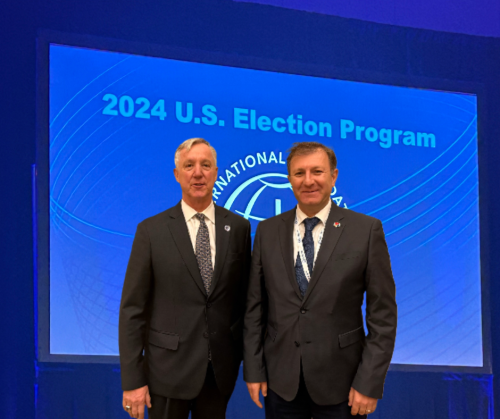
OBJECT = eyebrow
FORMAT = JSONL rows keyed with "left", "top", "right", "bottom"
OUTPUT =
{"left": 294, "top": 166, "right": 325, "bottom": 171}
{"left": 184, "top": 159, "right": 212, "bottom": 164}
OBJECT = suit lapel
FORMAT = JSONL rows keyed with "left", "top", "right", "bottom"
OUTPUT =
{"left": 302, "top": 203, "right": 345, "bottom": 305}
{"left": 279, "top": 208, "right": 303, "bottom": 300}
{"left": 209, "top": 205, "right": 230, "bottom": 299}
{"left": 167, "top": 202, "right": 206, "bottom": 296}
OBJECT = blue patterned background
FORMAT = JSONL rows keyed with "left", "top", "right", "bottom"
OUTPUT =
{"left": 49, "top": 44, "right": 481, "bottom": 367}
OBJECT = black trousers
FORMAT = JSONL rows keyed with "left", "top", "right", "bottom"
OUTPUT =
{"left": 148, "top": 363, "right": 230, "bottom": 419}
{"left": 265, "top": 370, "right": 367, "bottom": 419}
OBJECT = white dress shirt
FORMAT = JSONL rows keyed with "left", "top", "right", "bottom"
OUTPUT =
{"left": 293, "top": 200, "right": 332, "bottom": 281}
{"left": 181, "top": 200, "right": 216, "bottom": 269}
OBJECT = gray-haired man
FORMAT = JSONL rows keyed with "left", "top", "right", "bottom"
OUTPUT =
{"left": 119, "top": 138, "right": 251, "bottom": 419}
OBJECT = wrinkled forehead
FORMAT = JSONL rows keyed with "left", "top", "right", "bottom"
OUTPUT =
{"left": 178, "top": 144, "right": 215, "bottom": 163}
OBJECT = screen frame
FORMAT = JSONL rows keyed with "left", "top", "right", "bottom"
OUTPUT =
{"left": 36, "top": 29, "right": 492, "bottom": 373}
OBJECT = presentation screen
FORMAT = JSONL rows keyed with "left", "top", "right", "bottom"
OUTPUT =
{"left": 44, "top": 41, "right": 482, "bottom": 368}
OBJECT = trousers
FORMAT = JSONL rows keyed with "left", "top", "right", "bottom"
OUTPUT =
{"left": 148, "top": 362, "right": 230, "bottom": 419}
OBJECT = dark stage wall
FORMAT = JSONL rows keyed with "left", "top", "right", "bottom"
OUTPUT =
{"left": 1, "top": 1, "right": 500, "bottom": 418}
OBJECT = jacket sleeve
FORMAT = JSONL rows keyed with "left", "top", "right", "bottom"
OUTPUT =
{"left": 241, "top": 221, "right": 252, "bottom": 311}
{"left": 352, "top": 218, "right": 397, "bottom": 399}
{"left": 243, "top": 223, "right": 268, "bottom": 383}
{"left": 119, "top": 221, "right": 152, "bottom": 391}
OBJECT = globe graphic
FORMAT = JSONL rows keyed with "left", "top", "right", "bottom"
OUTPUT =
{"left": 223, "top": 173, "right": 295, "bottom": 221}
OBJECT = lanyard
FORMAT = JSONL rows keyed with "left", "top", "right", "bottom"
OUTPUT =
{"left": 294, "top": 205, "right": 331, "bottom": 282}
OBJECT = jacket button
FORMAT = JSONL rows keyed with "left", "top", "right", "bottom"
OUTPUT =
{"left": 203, "top": 332, "right": 209, "bottom": 338}
{"left": 207, "top": 303, "right": 212, "bottom": 308}
{"left": 294, "top": 341, "right": 300, "bottom": 347}
{"left": 300, "top": 309, "right": 306, "bottom": 314}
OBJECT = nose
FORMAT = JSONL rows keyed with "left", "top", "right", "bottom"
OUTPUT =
{"left": 193, "top": 163, "right": 203, "bottom": 177}
{"left": 304, "top": 171, "right": 314, "bottom": 186}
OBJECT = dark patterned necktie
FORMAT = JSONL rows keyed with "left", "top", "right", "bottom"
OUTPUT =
{"left": 295, "top": 217, "right": 320, "bottom": 296}
{"left": 195, "top": 213, "right": 213, "bottom": 295}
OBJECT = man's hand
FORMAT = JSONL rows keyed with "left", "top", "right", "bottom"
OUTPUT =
{"left": 123, "top": 385, "right": 152, "bottom": 419}
{"left": 246, "top": 382, "right": 268, "bottom": 408}
{"left": 348, "top": 387, "right": 377, "bottom": 416}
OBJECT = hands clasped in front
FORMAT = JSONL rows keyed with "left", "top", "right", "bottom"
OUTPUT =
{"left": 123, "top": 385, "right": 152, "bottom": 419}
{"left": 246, "top": 382, "right": 377, "bottom": 416}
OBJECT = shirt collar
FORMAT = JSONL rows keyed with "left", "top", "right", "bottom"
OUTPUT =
{"left": 181, "top": 200, "right": 216, "bottom": 224}
{"left": 296, "top": 199, "right": 332, "bottom": 226}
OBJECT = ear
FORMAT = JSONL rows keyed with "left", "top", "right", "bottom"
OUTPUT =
{"left": 331, "top": 168, "right": 339, "bottom": 186}
{"left": 173, "top": 167, "right": 180, "bottom": 183}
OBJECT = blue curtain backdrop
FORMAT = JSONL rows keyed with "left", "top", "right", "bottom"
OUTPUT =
{"left": 1, "top": 1, "right": 500, "bottom": 418}
{"left": 33, "top": 366, "right": 494, "bottom": 419}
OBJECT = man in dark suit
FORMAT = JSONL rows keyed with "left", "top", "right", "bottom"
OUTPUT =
{"left": 119, "top": 138, "right": 251, "bottom": 419}
{"left": 244, "top": 142, "right": 397, "bottom": 418}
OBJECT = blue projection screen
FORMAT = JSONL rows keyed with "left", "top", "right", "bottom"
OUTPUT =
{"left": 46, "top": 43, "right": 482, "bottom": 367}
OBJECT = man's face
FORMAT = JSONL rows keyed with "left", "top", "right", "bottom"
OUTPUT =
{"left": 288, "top": 149, "right": 338, "bottom": 212}
{"left": 174, "top": 144, "right": 218, "bottom": 205}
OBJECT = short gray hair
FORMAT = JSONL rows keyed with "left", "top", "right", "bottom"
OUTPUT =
{"left": 174, "top": 138, "right": 217, "bottom": 168}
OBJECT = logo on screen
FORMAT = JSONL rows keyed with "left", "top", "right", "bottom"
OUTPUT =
{"left": 224, "top": 173, "right": 291, "bottom": 220}
{"left": 213, "top": 151, "right": 347, "bottom": 225}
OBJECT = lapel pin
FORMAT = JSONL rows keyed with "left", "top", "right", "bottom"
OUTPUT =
{"left": 334, "top": 222, "right": 341, "bottom": 228}
{"left": 225, "top": 225, "right": 231, "bottom": 232}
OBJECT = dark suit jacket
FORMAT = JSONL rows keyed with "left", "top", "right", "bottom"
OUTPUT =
{"left": 119, "top": 201, "right": 251, "bottom": 399}
{"left": 243, "top": 202, "right": 397, "bottom": 405}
